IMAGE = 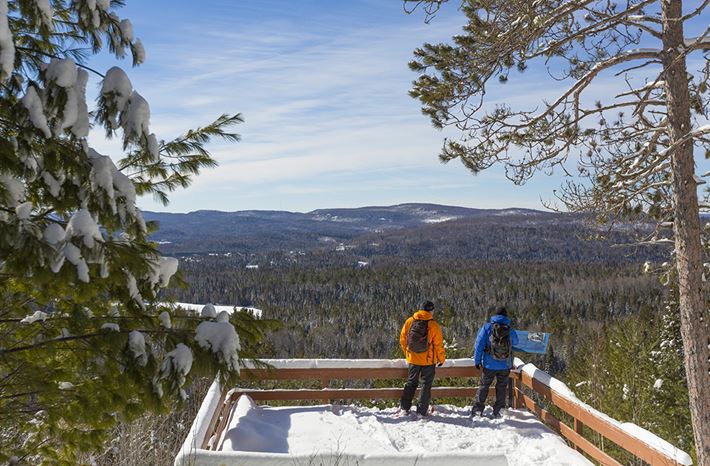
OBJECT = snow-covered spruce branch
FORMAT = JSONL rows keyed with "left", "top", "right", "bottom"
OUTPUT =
{"left": 0, "top": 328, "right": 188, "bottom": 355}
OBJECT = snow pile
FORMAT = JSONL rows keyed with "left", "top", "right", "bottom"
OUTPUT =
{"left": 195, "top": 321, "right": 240, "bottom": 372}
{"left": 132, "top": 39, "right": 145, "bottom": 65}
{"left": 100, "top": 66, "right": 153, "bottom": 143}
{"left": 64, "top": 208, "right": 102, "bottom": 248}
{"left": 118, "top": 18, "right": 133, "bottom": 42}
{"left": 126, "top": 273, "right": 142, "bottom": 304}
{"left": 89, "top": 152, "right": 118, "bottom": 201}
{"left": 158, "top": 311, "right": 171, "bottom": 329}
{"left": 43, "top": 223, "right": 65, "bottom": 245}
{"left": 42, "top": 171, "right": 61, "bottom": 197}
{"left": 46, "top": 58, "right": 76, "bottom": 87}
{"left": 217, "top": 397, "right": 589, "bottom": 466}
{"left": 159, "top": 343, "right": 193, "bottom": 397}
{"left": 69, "top": 68, "right": 90, "bottom": 138}
{"left": 43, "top": 58, "right": 90, "bottom": 137}
{"left": 122, "top": 90, "right": 150, "bottom": 140}
{"left": 0, "top": 174, "right": 25, "bottom": 206}
{"left": 88, "top": 149, "right": 140, "bottom": 224}
{"left": 146, "top": 131, "right": 158, "bottom": 159}
{"left": 20, "top": 310, "right": 49, "bottom": 323}
{"left": 22, "top": 86, "right": 51, "bottom": 137}
{"left": 149, "top": 256, "right": 178, "bottom": 288}
{"left": 63, "top": 242, "right": 89, "bottom": 282}
{"left": 101, "top": 66, "right": 132, "bottom": 128}
{"left": 15, "top": 201, "right": 32, "bottom": 220}
{"left": 128, "top": 330, "right": 147, "bottom": 366}
{"left": 101, "top": 322, "right": 119, "bottom": 332}
{"left": 0, "top": 0, "right": 14, "bottom": 81}
{"left": 33, "top": 0, "right": 53, "bottom": 29}
{"left": 201, "top": 303, "right": 217, "bottom": 319}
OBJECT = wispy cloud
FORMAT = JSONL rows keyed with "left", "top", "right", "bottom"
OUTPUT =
{"left": 91, "top": 2, "right": 685, "bottom": 213}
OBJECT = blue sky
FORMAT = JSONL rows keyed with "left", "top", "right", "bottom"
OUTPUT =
{"left": 85, "top": 1, "right": 709, "bottom": 213}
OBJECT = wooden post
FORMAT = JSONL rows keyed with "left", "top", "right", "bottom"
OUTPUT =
{"left": 574, "top": 418, "right": 585, "bottom": 453}
{"left": 321, "top": 377, "right": 330, "bottom": 404}
{"left": 507, "top": 376, "right": 514, "bottom": 409}
{"left": 511, "top": 372, "right": 522, "bottom": 409}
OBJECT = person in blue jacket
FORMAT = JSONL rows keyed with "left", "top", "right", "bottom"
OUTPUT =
{"left": 471, "top": 306, "right": 518, "bottom": 418}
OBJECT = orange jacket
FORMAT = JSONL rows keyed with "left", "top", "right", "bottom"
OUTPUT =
{"left": 399, "top": 310, "right": 445, "bottom": 366}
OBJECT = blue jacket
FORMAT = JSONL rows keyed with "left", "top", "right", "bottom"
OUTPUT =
{"left": 473, "top": 315, "right": 518, "bottom": 370}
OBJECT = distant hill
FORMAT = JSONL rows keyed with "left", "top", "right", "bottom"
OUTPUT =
{"left": 143, "top": 203, "right": 663, "bottom": 263}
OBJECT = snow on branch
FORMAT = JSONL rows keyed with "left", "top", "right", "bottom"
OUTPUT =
{"left": 195, "top": 321, "right": 241, "bottom": 372}
{"left": 0, "top": 0, "right": 14, "bottom": 81}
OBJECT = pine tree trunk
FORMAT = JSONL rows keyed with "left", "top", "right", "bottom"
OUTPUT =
{"left": 662, "top": 1, "right": 710, "bottom": 464}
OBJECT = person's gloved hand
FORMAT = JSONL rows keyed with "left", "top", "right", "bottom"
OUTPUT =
{"left": 475, "top": 363, "right": 482, "bottom": 371}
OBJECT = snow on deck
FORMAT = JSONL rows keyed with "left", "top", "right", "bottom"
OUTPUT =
{"left": 216, "top": 395, "right": 592, "bottom": 466}
{"left": 175, "top": 360, "right": 692, "bottom": 466}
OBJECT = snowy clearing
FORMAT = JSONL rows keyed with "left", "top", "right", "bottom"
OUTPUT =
{"left": 166, "top": 302, "right": 262, "bottom": 318}
{"left": 214, "top": 395, "right": 591, "bottom": 466}
{"left": 422, "top": 215, "right": 459, "bottom": 223}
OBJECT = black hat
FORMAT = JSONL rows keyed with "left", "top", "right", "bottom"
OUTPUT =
{"left": 495, "top": 306, "right": 508, "bottom": 317}
{"left": 421, "top": 301, "right": 435, "bottom": 312}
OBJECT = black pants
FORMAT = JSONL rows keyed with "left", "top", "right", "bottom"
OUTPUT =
{"left": 400, "top": 364, "right": 436, "bottom": 415}
{"left": 473, "top": 368, "right": 510, "bottom": 414}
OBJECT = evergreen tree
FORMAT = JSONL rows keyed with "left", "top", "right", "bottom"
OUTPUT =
{"left": 0, "top": 1, "right": 249, "bottom": 463}
{"left": 406, "top": 1, "right": 710, "bottom": 460}
{"left": 565, "top": 307, "right": 695, "bottom": 462}
{"left": 648, "top": 288, "right": 695, "bottom": 459}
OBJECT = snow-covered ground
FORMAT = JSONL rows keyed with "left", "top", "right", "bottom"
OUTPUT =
{"left": 216, "top": 395, "right": 591, "bottom": 466}
{"left": 166, "top": 301, "right": 262, "bottom": 318}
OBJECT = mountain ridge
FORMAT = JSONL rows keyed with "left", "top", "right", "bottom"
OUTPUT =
{"left": 141, "top": 203, "right": 661, "bottom": 264}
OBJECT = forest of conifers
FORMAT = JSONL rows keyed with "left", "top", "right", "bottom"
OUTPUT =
{"left": 173, "top": 256, "right": 658, "bottom": 364}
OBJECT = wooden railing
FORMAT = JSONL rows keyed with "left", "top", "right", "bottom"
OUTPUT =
{"left": 202, "top": 360, "right": 690, "bottom": 466}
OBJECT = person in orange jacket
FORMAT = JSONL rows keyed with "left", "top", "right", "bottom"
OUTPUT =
{"left": 399, "top": 300, "right": 446, "bottom": 416}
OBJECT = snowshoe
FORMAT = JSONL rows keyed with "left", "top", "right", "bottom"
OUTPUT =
{"left": 394, "top": 408, "right": 411, "bottom": 417}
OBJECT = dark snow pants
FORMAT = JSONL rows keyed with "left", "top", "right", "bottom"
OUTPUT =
{"left": 400, "top": 363, "right": 436, "bottom": 415}
{"left": 473, "top": 368, "right": 510, "bottom": 414}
